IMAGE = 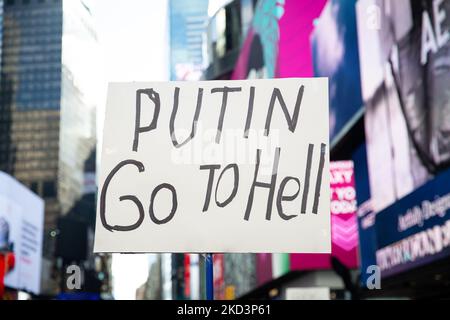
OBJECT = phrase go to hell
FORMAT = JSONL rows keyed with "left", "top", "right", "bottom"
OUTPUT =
{"left": 98, "top": 79, "right": 329, "bottom": 234}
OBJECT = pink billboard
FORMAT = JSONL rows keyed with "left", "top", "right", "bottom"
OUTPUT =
{"left": 231, "top": 0, "right": 359, "bottom": 273}
{"left": 231, "top": 0, "right": 327, "bottom": 80}
{"left": 291, "top": 161, "right": 359, "bottom": 269}
{"left": 231, "top": 0, "right": 331, "bottom": 277}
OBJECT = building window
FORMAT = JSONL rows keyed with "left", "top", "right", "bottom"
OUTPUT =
{"left": 30, "top": 181, "right": 39, "bottom": 194}
{"left": 43, "top": 180, "right": 56, "bottom": 198}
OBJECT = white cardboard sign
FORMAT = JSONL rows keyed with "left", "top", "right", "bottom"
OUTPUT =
{"left": 94, "top": 78, "right": 330, "bottom": 253}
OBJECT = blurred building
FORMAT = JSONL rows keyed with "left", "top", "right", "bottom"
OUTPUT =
{"left": 158, "top": 0, "right": 364, "bottom": 301}
{"left": 202, "top": 0, "right": 255, "bottom": 80}
{"left": 166, "top": 0, "right": 210, "bottom": 298}
{"left": 202, "top": 0, "right": 450, "bottom": 300}
{"left": 154, "top": 0, "right": 259, "bottom": 301}
{"left": 203, "top": 0, "right": 354, "bottom": 301}
{"left": 54, "top": 149, "right": 113, "bottom": 297}
{"left": 136, "top": 255, "right": 163, "bottom": 300}
{"left": 168, "top": 0, "right": 209, "bottom": 81}
{"left": 0, "top": 0, "right": 101, "bottom": 295}
{"left": 94, "top": 0, "right": 449, "bottom": 301}
{"left": 198, "top": 0, "right": 361, "bottom": 300}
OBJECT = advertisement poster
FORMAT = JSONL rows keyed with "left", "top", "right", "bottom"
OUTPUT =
{"left": 357, "top": 0, "right": 450, "bottom": 277}
{"left": 375, "top": 170, "right": 450, "bottom": 277}
{"left": 232, "top": 0, "right": 327, "bottom": 80}
{"left": 292, "top": 161, "right": 359, "bottom": 270}
{"left": 311, "top": 0, "right": 363, "bottom": 140}
{"left": 358, "top": 0, "right": 450, "bottom": 213}
{"left": 0, "top": 172, "right": 44, "bottom": 295}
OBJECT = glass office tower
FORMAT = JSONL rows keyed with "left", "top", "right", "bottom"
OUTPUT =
{"left": 169, "top": 0, "right": 209, "bottom": 80}
{"left": 0, "top": 0, "right": 100, "bottom": 294}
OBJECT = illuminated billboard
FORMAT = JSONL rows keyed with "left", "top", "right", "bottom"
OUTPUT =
{"left": 0, "top": 171, "right": 45, "bottom": 295}
{"left": 292, "top": 161, "right": 359, "bottom": 270}
{"left": 356, "top": 0, "right": 450, "bottom": 278}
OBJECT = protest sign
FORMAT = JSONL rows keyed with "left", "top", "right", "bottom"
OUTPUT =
{"left": 94, "top": 78, "right": 330, "bottom": 253}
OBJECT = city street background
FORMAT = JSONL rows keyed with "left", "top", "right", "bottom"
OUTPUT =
{"left": 1, "top": 0, "right": 450, "bottom": 300}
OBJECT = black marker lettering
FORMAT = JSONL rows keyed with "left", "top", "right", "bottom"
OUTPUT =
{"left": 312, "top": 143, "right": 326, "bottom": 214}
{"left": 211, "top": 86, "right": 242, "bottom": 144}
{"left": 133, "top": 89, "right": 160, "bottom": 152}
{"left": 264, "top": 85, "right": 304, "bottom": 136}
{"left": 244, "top": 148, "right": 281, "bottom": 221}
{"left": 170, "top": 87, "right": 204, "bottom": 148}
{"left": 243, "top": 86, "right": 255, "bottom": 138}
{"left": 149, "top": 183, "right": 178, "bottom": 224}
{"left": 276, "top": 177, "right": 300, "bottom": 220}
{"left": 301, "top": 144, "right": 314, "bottom": 213}
{"left": 200, "top": 164, "right": 221, "bottom": 212}
{"left": 215, "top": 164, "right": 239, "bottom": 208}
{"left": 100, "top": 160, "right": 145, "bottom": 232}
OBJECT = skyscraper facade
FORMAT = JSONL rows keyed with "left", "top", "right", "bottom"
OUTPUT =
{"left": 0, "top": 0, "right": 100, "bottom": 294}
{"left": 168, "top": 0, "right": 209, "bottom": 80}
